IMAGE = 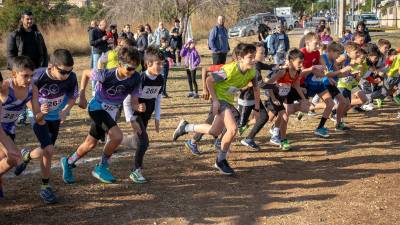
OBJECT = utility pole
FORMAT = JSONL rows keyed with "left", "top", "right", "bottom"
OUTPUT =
{"left": 338, "top": 0, "right": 345, "bottom": 37}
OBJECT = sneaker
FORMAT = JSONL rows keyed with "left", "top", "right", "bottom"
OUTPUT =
{"left": 40, "top": 185, "right": 58, "bottom": 204}
{"left": 270, "top": 135, "right": 281, "bottom": 146}
{"left": 353, "top": 106, "right": 365, "bottom": 113}
{"left": 193, "top": 93, "right": 199, "bottom": 99}
{"left": 297, "top": 112, "right": 304, "bottom": 120}
{"left": 187, "top": 92, "right": 194, "bottom": 97}
{"left": 361, "top": 103, "right": 374, "bottom": 111}
{"left": 214, "top": 139, "right": 222, "bottom": 150}
{"left": 335, "top": 122, "right": 350, "bottom": 132}
{"left": 91, "top": 164, "right": 116, "bottom": 184}
{"left": 238, "top": 125, "right": 249, "bottom": 136}
{"left": 330, "top": 113, "right": 337, "bottom": 122}
{"left": 240, "top": 138, "right": 260, "bottom": 150}
{"left": 184, "top": 140, "right": 201, "bottom": 155}
{"left": 60, "top": 157, "right": 76, "bottom": 184}
{"left": 129, "top": 169, "right": 147, "bottom": 184}
{"left": 308, "top": 110, "right": 317, "bottom": 117}
{"left": 393, "top": 96, "right": 400, "bottom": 105}
{"left": 173, "top": 119, "right": 188, "bottom": 141}
{"left": 14, "top": 148, "right": 31, "bottom": 176}
{"left": 374, "top": 99, "right": 383, "bottom": 108}
{"left": 214, "top": 159, "right": 235, "bottom": 175}
{"left": 281, "top": 139, "right": 291, "bottom": 151}
{"left": 314, "top": 127, "right": 329, "bottom": 138}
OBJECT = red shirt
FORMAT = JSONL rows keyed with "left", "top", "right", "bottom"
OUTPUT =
{"left": 300, "top": 47, "right": 320, "bottom": 69}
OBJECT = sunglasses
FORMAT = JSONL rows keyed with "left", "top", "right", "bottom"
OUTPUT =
{"left": 56, "top": 66, "right": 73, "bottom": 76}
{"left": 121, "top": 63, "right": 136, "bottom": 72}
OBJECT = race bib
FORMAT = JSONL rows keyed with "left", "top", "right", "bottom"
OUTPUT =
{"left": 227, "top": 86, "right": 240, "bottom": 95}
{"left": 1, "top": 109, "right": 22, "bottom": 123}
{"left": 141, "top": 86, "right": 162, "bottom": 99}
{"left": 41, "top": 96, "right": 65, "bottom": 112}
{"left": 278, "top": 84, "right": 291, "bottom": 96}
{"left": 101, "top": 102, "right": 119, "bottom": 120}
{"left": 342, "top": 76, "right": 354, "bottom": 83}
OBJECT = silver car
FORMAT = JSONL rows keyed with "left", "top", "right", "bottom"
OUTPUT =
{"left": 228, "top": 13, "right": 280, "bottom": 38}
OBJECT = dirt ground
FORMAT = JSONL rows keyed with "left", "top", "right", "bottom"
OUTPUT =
{"left": 0, "top": 32, "right": 400, "bottom": 225}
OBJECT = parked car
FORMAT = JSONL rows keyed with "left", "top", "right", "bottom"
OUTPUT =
{"left": 228, "top": 13, "right": 281, "bottom": 38}
{"left": 347, "top": 13, "right": 380, "bottom": 29}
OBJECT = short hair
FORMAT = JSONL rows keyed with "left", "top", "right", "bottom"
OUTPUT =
{"left": 377, "top": 39, "right": 391, "bottom": 48}
{"left": 118, "top": 37, "right": 135, "bottom": 47}
{"left": 118, "top": 46, "right": 140, "bottom": 65}
{"left": 288, "top": 48, "right": 304, "bottom": 61}
{"left": 110, "top": 24, "right": 117, "bottom": 30}
{"left": 364, "top": 43, "right": 382, "bottom": 58}
{"left": 237, "top": 43, "right": 256, "bottom": 58}
{"left": 304, "top": 32, "right": 319, "bottom": 42}
{"left": 124, "top": 24, "right": 130, "bottom": 28}
{"left": 356, "top": 21, "right": 366, "bottom": 30}
{"left": 50, "top": 49, "right": 74, "bottom": 67}
{"left": 358, "top": 48, "right": 367, "bottom": 57}
{"left": 232, "top": 43, "right": 246, "bottom": 60}
{"left": 144, "top": 46, "right": 164, "bottom": 64}
{"left": 345, "top": 42, "right": 361, "bottom": 53}
{"left": 12, "top": 56, "right": 35, "bottom": 72}
{"left": 21, "top": 10, "right": 33, "bottom": 18}
{"left": 138, "top": 25, "right": 145, "bottom": 33}
{"left": 388, "top": 48, "right": 398, "bottom": 56}
{"left": 327, "top": 42, "right": 344, "bottom": 53}
{"left": 174, "top": 18, "right": 180, "bottom": 23}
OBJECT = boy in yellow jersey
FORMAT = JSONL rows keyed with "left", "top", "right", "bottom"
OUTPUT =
{"left": 173, "top": 43, "right": 260, "bottom": 175}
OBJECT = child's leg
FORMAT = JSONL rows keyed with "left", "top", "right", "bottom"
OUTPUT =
{"left": 335, "top": 94, "right": 350, "bottom": 125}
{"left": 351, "top": 90, "right": 368, "bottom": 106}
{"left": 186, "top": 69, "right": 194, "bottom": 93}
{"left": 191, "top": 69, "right": 198, "bottom": 94}
{"left": 172, "top": 49, "right": 177, "bottom": 63}
{"left": 0, "top": 132, "right": 20, "bottom": 176}
{"left": 246, "top": 103, "right": 269, "bottom": 140}
{"left": 177, "top": 48, "right": 182, "bottom": 64}
{"left": 278, "top": 110, "right": 289, "bottom": 140}
{"left": 132, "top": 118, "right": 149, "bottom": 171}
{"left": 238, "top": 105, "right": 253, "bottom": 128}
{"left": 318, "top": 90, "right": 334, "bottom": 128}
{"left": 220, "top": 108, "right": 237, "bottom": 152}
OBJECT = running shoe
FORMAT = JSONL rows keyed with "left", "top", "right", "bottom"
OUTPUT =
{"left": 240, "top": 138, "right": 260, "bottom": 150}
{"left": 214, "top": 159, "right": 235, "bottom": 175}
{"left": 308, "top": 110, "right": 317, "bottom": 117}
{"left": 281, "top": 139, "right": 291, "bottom": 151}
{"left": 314, "top": 127, "right": 329, "bottom": 138}
{"left": 297, "top": 112, "right": 304, "bottom": 120}
{"left": 238, "top": 125, "right": 249, "bottom": 136}
{"left": 173, "top": 119, "right": 188, "bottom": 141}
{"left": 14, "top": 148, "right": 31, "bottom": 176}
{"left": 60, "top": 157, "right": 76, "bottom": 184}
{"left": 187, "top": 92, "right": 194, "bottom": 97}
{"left": 92, "top": 164, "right": 116, "bottom": 184}
{"left": 361, "top": 103, "right": 374, "bottom": 111}
{"left": 40, "top": 185, "right": 58, "bottom": 204}
{"left": 335, "top": 122, "right": 350, "bottom": 132}
{"left": 193, "top": 93, "right": 199, "bottom": 99}
{"left": 353, "top": 106, "right": 366, "bottom": 112}
{"left": 330, "top": 113, "right": 337, "bottom": 122}
{"left": 184, "top": 140, "right": 201, "bottom": 155}
{"left": 270, "top": 135, "right": 281, "bottom": 146}
{"left": 129, "top": 169, "right": 147, "bottom": 184}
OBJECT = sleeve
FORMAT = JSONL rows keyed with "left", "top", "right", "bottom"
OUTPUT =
{"left": 6, "top": 32, "right": 18, "bottom": 69}
{"left": 194, "top": 51, "right": 201, "bottom": 67}
{"left": 180, "top": 47, "right": 188, "bottom": 57}
{"left": 208, "top": 27, "right": 217, "bottom": 52}
{"left": 66, "top": 75, "right": 79, "bottom": 99}
{"left": 123, "top": 95, "right": 136, "bottom": 122}
{"left": 90, "top": 68, "right": 107, "bottom": 83}
{"left": 90, "top": 30, "right": 104, "bottom": 46}
{"left": 211, "top": 69, "right": 227, "bottom": 82}
{"left": 130, "top": 75, "right": 141, "bottom": 97}
{"left": 154, "top": 94, "right": 161, "bottom": 120}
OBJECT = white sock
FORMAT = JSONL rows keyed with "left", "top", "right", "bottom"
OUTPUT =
{"left": 185, "top": 124, "right": 196, "bottom": 132}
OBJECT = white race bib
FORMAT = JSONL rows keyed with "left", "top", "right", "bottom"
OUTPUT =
{"left": 342, "top": 76, "right": 354, "bottom": 83}
{"left": 278, "top": 83, "right": 291, "bottom": 96}
{"left": 1, "top": 109, "right": 22, "bottom": 123}
{"left": 101, "top": 102, "right": 119, "bottom": 120}
{"left": 141, "top": 86, "right": 161, "bottom": 99}
{"left": 42, "top": 96, "right": 64, "bottom": 111}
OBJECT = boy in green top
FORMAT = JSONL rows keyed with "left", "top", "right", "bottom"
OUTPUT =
{"left": 172, "top": 43, "right": 260, "bottom": 175}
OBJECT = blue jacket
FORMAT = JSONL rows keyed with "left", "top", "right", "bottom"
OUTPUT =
{"left": 208, "top": 25, "right": 230, "bottom": 53}
{"left": 267, "top": 32, "right": 290, "bottom": 55}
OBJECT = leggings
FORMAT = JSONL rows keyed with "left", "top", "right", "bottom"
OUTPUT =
{"left": 186, "top": 69, "right": 198, "bottom": 93}
{"left": 172, "top": 48, "right": 182, "bottom": 64}
{"left": 132, "top": 115, "right": 150, "bottom": 170}
{"left": 238, "top": 101, "right": 269, "bottom": 139}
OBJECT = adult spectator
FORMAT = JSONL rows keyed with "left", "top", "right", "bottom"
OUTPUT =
{"left": 154, "top": 22, "right": 170, "bottom": 47}
{"left": 7, "top": 10, "right": 48, "bottom": 125}
{"left": 170, "top": 18, "right": 183, "bottom": 66}
{"left": 120, "top": 24, "right": 136, "bottom": 43}
{"left": 268, "top": 24, "right": 290, "bottom": 65}
{"left": 145, "top": 24, "right": 155, "bottom": 47}
{"left": 7, "top": 10, "right": 48, "bottom": 70}
{"left": 107, "top": 24, "right": 119, "bottom": 48}
{"left": 355, "top": 21, "right": 371, "bottom": 44}
{"left": 315, "top": 19, "right": 326, "bottom": 34}
{"left": 88, "top": 20, "right": 97, "bottom": 69}
{"left": 257, "top": 20, "right": 270, "bottom": 42}
{"left": 136, "top": 25, "right": 148, "bottom": 71}
{"left": 208, "top": 15, "right": 230, "bottom": 65}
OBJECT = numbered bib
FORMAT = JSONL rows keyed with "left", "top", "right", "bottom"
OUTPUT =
{"left": 141, "top": 86, "right": 162, "bottom": 99}
{"left": 42, "top": 96, "right": 64, "bottom": 111}
{"left": 278, "top": 84, "right": 291, "bottom": 97}
{"left": 1, "top": 109, "right": 22, "bottom": 123}
{"left": 342, "top": 76, "right": 354, "bottom": 83}
{"left": 101, "top": 102, "right": 119, "bottom": 120}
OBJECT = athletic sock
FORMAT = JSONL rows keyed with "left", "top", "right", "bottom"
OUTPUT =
{"left": 318, "top": 117, "right": 328, "bottom": 129}
{"left": 100, "top": 153, "right": 111, "bottom": 166}
{"left": 217, "top": 150, "right": 227, "bottom": 163}
{"left": 184, "top": 124, "right": 196, "bottom": 132}
{"left": 67, "top": 152, "right": 81, "bottom": 165}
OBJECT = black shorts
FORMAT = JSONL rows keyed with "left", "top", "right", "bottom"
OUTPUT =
{"left": 88, "top": 110, "right": 117, "bottom": 140}
{"left": 265, "top": 98, "right": 285, "bottom": 116}
{"left": 218, "top": 100, "right": 239, "bottom": 115}
{"left": 327, "top": 84, "right": 340, "bottom": 98}
{"left": 33, "top": 120, "right": 61, "bottom": 149}
{"left": 286, "top": 88, "right": 303, "bottom": 104}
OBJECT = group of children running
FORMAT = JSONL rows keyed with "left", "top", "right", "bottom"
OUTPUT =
{"left": 0, "top": 30, "right": 399, "bottom": 205}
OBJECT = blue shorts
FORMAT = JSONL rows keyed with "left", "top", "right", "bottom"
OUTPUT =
{"left": 305, "top": 74, "right": 328, "bottom": 97}
{"left": 338, "top": 88, "right": 352, "bottom": 101}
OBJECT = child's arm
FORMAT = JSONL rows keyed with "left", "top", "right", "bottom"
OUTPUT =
{"left": 31, "top": 85, "right": 48, "bottom": 125}
{"left": 154, "top": 94, "right": 161, "bottom": 133}
{"left": 252, "top": 77, "right": 261, "bottom": 113}
{"left": 201, "top": 67, "right": 210, "bottom": 100}
{"left": 293, "top": 78, "right": 307, "bottom": 100}
{"left": 206, "top": 76, "right": 220, "bottom": 115}
{"left": 0, "top": 80, "right": 10, "bottom": 103}
{"left": 78, "top": 69, "right": 92, "bottom": 109}
{"left": 265, "top": 70, "right": 284, "bottom": 105}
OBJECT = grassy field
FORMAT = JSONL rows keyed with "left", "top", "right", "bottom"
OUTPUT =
{"left": 0, "top": 30, "right": 400, "bottom": 225}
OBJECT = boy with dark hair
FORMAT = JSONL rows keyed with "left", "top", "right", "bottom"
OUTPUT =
{"left": 61, "top": 46, "right": 141, "bottom": 184}
{"left": 173, "top": 43, "right": 260, "bottom": 175}
{"left": 122, "top": 46, "right": 164, "bottom": 183}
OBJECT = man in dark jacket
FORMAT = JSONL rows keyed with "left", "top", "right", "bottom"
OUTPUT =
{"left": 7, "top": 10, "right": 48, "bottom": 70}
{"left": 7, "top": 10, "right": 48, "bottom": 125}
{"left": 120, "top": 24, "right": 136, "bottom": 44}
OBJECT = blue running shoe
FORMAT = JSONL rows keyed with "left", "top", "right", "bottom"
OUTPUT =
{"left": 40, "top": 185, "right": 58, "bottom": 204}
{"left": 214, "top": 159, "right": 235, "bottom": 175}
{"left": 60, "top": 157, "right": 76, "bottom": 184}
{"left": 91, "top": 164, "right": 116, "bottom": 184}
{"left": 240, "top": 138, "right": 260, "bottom": 150}
{"left": 184, "top": 140, "right": 201, "bottom": 155}
{"left": 314, "top": 127, "right": 329, "bottom": 138}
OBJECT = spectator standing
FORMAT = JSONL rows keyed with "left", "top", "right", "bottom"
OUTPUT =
{"left": 208, "top": 15, "right": 230, "bottom": 65}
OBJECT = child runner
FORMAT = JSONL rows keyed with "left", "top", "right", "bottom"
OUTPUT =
{"left": 23, "top": 49, "right": 78, "bottom": 204}
{"left": 173, "top": 43, "right": 260, "bottom": 175}
{"left": 60, "top": 46, "right": 141, "bottom": 184}
{"left": 180, "top": 38, "right": 201, "bottom": 98}
{"left": 122, "top": 47, "right": 164, "bottom": 183}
